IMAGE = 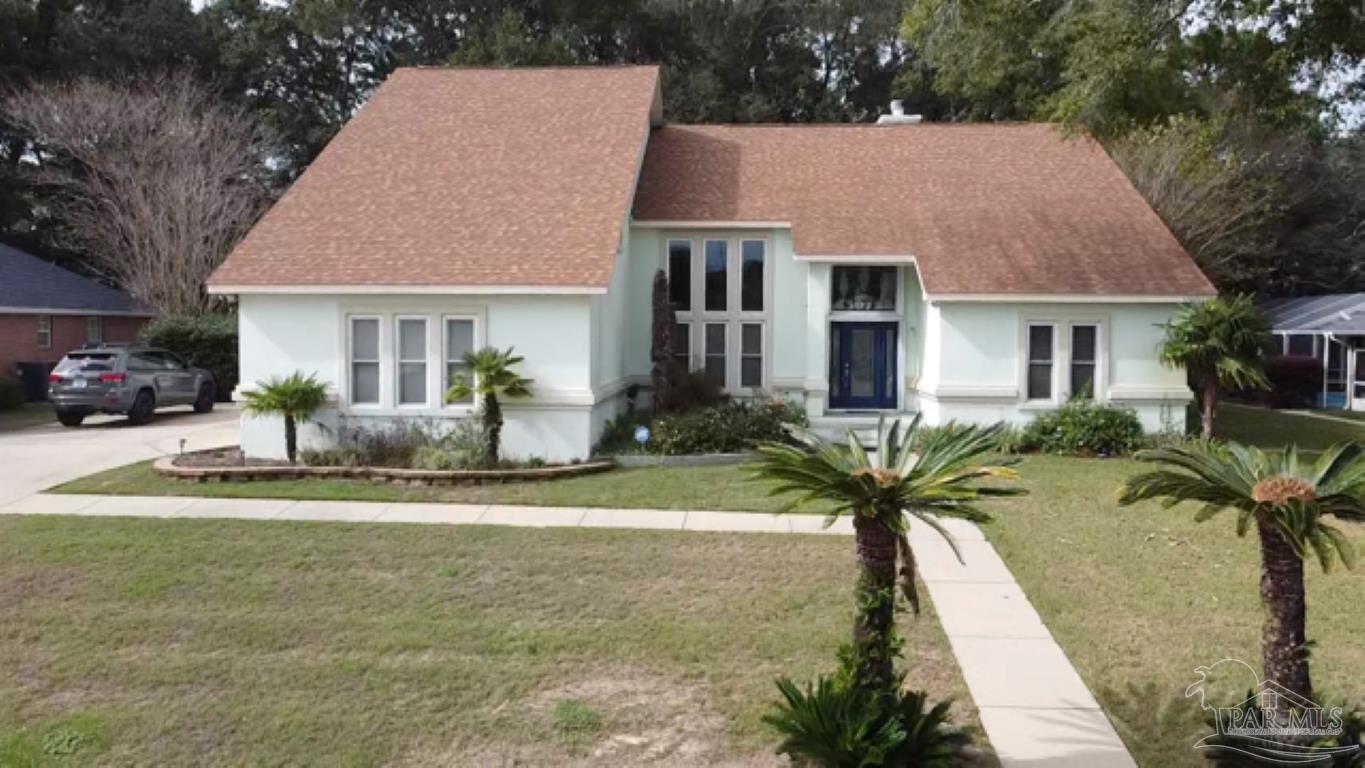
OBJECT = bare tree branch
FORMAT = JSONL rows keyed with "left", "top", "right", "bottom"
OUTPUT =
{"left": 4, "top": 73, "right": 271, "bottom": 315}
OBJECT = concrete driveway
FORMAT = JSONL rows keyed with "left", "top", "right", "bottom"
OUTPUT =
{"left": 0, "top": 405, "right": 239, "bottom": 506}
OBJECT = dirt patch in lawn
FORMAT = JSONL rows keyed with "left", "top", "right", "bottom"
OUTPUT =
{"left": 400, "top": 667, "right": 781, "bottom": 767}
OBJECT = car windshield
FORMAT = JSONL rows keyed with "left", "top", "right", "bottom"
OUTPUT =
{"left": 56, "top": 353, "right": 118, "bottom": 373}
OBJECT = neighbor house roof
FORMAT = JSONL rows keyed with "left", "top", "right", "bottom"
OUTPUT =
{"left": 632, "top": 124, "right": 1215, "bottom": 297}
{"left": 0, "top": 243, "right": 152, "bottom": 315}
{"left": 1261, "top": 294, "right": 1365, "bottom": 335}
{"left": 209, "top": 66, "right": 662, "bottom": 291}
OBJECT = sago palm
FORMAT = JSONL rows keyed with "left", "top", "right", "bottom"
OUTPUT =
{"left": 1159, "top": 294, "right": 1271, "bottom": 439}
{"left": 239, "top": 371, "right": 328, "bottom": 464}
{"left": 1118, "top": 440, "right": 1365, "bottom": 712}
{"left": 752, "top": 417, "right": 1023, "bottom": 690}
{"left": 445, "top": 346, "right": 532, "bottom": 466}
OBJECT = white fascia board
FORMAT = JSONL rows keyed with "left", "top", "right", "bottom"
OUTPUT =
{"left": 207, "top": 284, "right": 608, "bottom": 296}
{"left": 793, "top": 253, "right": 917, "bottom": 264}
{"left": 0, "top": 306, "right": 155, "bottom": 317}
{"left": 926, "top": 293, "right": 1205, "bottom": 304}
{"left": 631, "top": 220, "right": 792, "bottom": 229}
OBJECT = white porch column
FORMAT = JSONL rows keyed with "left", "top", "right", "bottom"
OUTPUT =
{"left": 803, "top": 262, "right": 830, "bottom": 417}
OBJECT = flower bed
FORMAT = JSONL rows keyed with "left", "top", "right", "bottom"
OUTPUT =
{"left": 154, "top": 454, "right": 615, "bottom": 486}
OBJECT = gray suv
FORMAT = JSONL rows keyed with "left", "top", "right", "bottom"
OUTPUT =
{"left": 48, "top": 343, "right": 215, "bottom": 427}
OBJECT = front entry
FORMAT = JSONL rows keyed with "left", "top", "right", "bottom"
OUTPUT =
{"left": 829, "top": 322, "right": 898, "bottom": 410}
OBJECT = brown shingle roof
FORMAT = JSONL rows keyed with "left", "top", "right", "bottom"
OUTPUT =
{"left": 209, "top": 66, "right": 661, "bottom": 290}
{"left": 632, "top": 124, "right": 1215, "bottom": 297}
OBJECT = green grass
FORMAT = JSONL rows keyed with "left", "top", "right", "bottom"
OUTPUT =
{"left": 1215, "top": 402, "right": 1365, "bottom": 450}
{"left": 0, "top": 516, "right": 983, "bottom": 765}
{"left": 53, "top": 459, "right": 837, "bottom": 513}
{"left": 981, "top": 454, "right": 1365, "bottom": 767}
{"left": 0, "top": 404, "right": 54, "bottom": 433}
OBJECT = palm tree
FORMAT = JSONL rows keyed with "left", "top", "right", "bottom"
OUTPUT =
{"left": 1159, "top": 294, "right": 1271, "bottom": 439}
{"left": 445, "top": 346, "right": 532, "bottom": 466}
{"left": 1118, "top": 441, "right": 1365, "bottom": 712}
{"left": 752, "top": 417, "right": 1023, "bottom": 690}
{"left": 239, "top": 372, "right": 328, "bottom": 464}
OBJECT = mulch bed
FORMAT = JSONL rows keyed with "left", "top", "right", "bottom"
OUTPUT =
{"left": 158, "top": 449, "right": 615, "bottom": 486}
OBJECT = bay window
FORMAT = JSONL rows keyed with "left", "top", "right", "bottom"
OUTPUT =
{"left": 668, "top": 234, "right": 769, "bottom": 392}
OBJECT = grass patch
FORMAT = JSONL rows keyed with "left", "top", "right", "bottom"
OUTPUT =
{"left": 981, "top": 454, "right": 1365, "bottom": 767}
{"left": 52, "top": 458, "right": 837, "bottom": 514}
{"left": 1215, "top": 402, "right": 1364, "bottom": 450}
{"left": 0, "top": 404, "right": 54, "bottom": 433}
{"left": 0, "top": 516, "right": 981, "bottom": 764}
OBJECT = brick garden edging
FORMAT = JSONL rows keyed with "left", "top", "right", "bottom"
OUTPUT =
{"left": 153, "top": 456, "right": 616, "bottom": 486}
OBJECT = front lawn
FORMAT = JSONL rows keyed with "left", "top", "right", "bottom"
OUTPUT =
{"left": 53, "top": 458, "right": 836, "bottom": 513}
{"left": 980, "top": 454, "right": 1365, "bottom": 767}
{"left": 0, "top": 516, "right": 983, "bottom": 765}
{"left": 1215, "top": 402, "right": 1365, "bottom": 450}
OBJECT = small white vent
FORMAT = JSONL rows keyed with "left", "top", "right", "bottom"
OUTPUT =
{"left": 877, "top": 99, "right": 923, "bottom": 125}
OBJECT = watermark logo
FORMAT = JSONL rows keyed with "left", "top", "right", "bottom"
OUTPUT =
{"left": 1186, "top": 658, "right": 1360, "bottom": 764}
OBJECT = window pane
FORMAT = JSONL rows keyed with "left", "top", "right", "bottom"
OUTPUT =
{"left": 704, "top": 355, "right": 725, "bottom": 385}
{"left": 446, "top": 319, "right": 474, "bottom": 361}
{"left": 705, "top": 322, "right": 726, "bottom": 354}
{"left": 741, "top": 240, "right": 764, "bottom": 312}
{"left": 446, "top": 362, "right": 472, "bottom": 403}
{"left": 742, "top": 323, "right": 761, "bottom": 354}
{"left": 668, "top": 241, "right": 691, "bottom": 312}
{"left": 1028, "top": 363, "right": 1052, "bottom": 400}
{"left": 352, "top": 318, "right": 379, "bottom": 360}
{"left": 399, "top": 362, "right": 426, "bottom": 404}
{"left": 399, "top": 318, "right": 426, "bottom": 361}
{"left": 1071, "top": 363, "right": 1096, "bottom": 399}
{"left": 1028, "top": 325, "right": 1053, "bottom": 362}
{"left": 352, "top": 362, "right": 379, "bottom": 404}
{"left": 832, "top": 266, "right": 896, "bottom": 311}
{"left": 741, "top": 357, "right": 762, "bottom": 388}
{"left": 1286, "top": 334, "right": 1314, "bottom": 357}
{"left": 1072, "top": 325, "right": 1096, "bottom": 362}
{"left": 672, "top": 322, "right": 690, "bottom": 362}
{"left": 704, "top": 240, "right": 727, "bottom": 312}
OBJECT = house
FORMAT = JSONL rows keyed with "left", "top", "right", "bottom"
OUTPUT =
{"left": 209, "top": 66, "right": 1215, "bottom": 461}
{"left": 0, "top": 243, "right": 154, "bottom": 399}
{"left": 1261, "top": 294, "right": 1365, "bottom": 410}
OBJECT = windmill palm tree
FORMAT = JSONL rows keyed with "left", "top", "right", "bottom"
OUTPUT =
{"left": 752, "top": 417, "right": 1023, "bottom": 690}
{"left": 1119, "top": 441, "right": 1365, "bottom": 711}
{"left": 445, "top": 346, "right": 532, "bottom": 466}
{"left": 239, "top": 372, "right": 328, "bottom": 464}
{"left": 1159, "top": 294, "right": 1271, "bottom": 439}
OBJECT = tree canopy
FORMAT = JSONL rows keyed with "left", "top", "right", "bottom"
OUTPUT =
{"left": 0, "top": 0, "right": 1361, "bottom": 299}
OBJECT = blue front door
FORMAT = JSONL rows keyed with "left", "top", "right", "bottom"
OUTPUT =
{"left": 829, "top": 322, "right": 897, "bottom": 409}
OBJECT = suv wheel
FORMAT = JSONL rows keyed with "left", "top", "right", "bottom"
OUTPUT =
{"left": 127, "top": 389, "right": 156, "bottom": 425}
{"left": 193, "top": 382, "right": 215, "bottom": 413}
{"left": 56, "top": 410, "right": 85, "bottom": 427}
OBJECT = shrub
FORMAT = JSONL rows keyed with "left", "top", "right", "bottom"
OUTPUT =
{"left": 140, "top": 313, "right": 237, "bottom": 400}
{"left": 410, "top": 420, "right": 487, "bottom": 470}
{"left": 0, "top": 377, "right": 24, "bottom": 411}
{"left": 300, "top": 444, "right": 367, "bottom": 467}
{"left": 911, "top": 421, "right": 1023, "bottom": 455}
{"left": 593, "top": 409, "right": 653, "bottom": 455}
{"left": 331, "top": 421, "right": 433, "bottom": 468}
{"left": 650, "top": 397, "right": 807, "bottom": 455}
{"left": 1020, "top": 400, "right": 1144, "bottom": 456}
{"left": 655, "top": 358, "right": 725, "bottom": 412}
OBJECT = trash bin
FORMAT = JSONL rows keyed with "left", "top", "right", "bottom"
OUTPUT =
{"left": 15, "top": 361, "right": 54, "bottom": 402}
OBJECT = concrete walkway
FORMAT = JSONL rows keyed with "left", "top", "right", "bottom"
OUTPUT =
{"left": 0, "top": 492, "right": 1134, "bottom": 767}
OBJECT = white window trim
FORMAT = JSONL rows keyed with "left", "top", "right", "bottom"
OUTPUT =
{"left": 1019, "top": 318, "right": 1108, "bottom": 405}
{"left": 394, "top": 315, "right": 430, "bottom": 408}
{"left": 347, "top": 315, "right": 384, "bottom": 408}
{"left": 1022, "top": 321, "right": 1059, "bottom": 405}
{"left": 441, "top": 314, "right": 482, "bottom": 412}
{"left": 37, "top": 315, "right": 52, "bottom": 350}
{"left": 666, "top": 233, "right": 772, "bottom": 394}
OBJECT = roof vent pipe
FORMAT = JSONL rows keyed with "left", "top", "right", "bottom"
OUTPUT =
{"left": 877, "top": 100, "right": 923, "bottom": 125}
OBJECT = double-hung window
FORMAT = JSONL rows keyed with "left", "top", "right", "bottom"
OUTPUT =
{"left": 1026, "top": 324, "right": 1055, "bottom": 401}
{"left": 37, "top": 315, "right": 52, "bottom": 350}
{"left": 349, "top": 317, "right": 381, "bottom": 405}
{"left": 86, "top": 317, "right": 103, "bottom": 344}
{"left": 396, "top": 317, "right": 428, "bottom": 406}
{"left": 1069, "top": 324, "right": 1098, "bottom": 399}
{"left": 444, "top": 317, "right": 475, "bottom": 404}
{"left": 668, "top": 235, "right": 768, "bottom": 392}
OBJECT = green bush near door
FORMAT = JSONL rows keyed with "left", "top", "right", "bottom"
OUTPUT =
{"left": 140, "top": 313, "right": 237, "bottom": 401}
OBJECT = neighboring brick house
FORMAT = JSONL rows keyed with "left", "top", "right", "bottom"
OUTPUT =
{"left": 1, "top": 243, "right": 154, "bottom": 399}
